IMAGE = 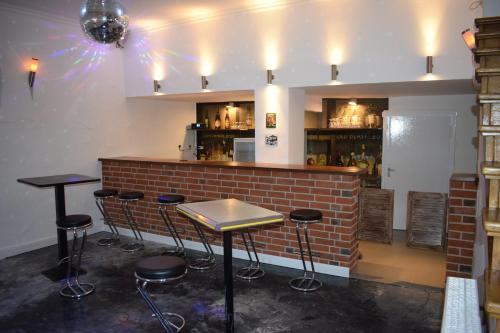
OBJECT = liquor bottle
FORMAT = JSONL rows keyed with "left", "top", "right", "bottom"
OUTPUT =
{"left": 204, "top": 112, "right": 210, "bottom": 128}
{"left": 358, "top": 144, "right": 369, "bottom": 170}
{"left": 246, "top": 106, "right": 253, "bottom": 128}
{"left": 214, "top": 110, "right": 221, "bottom": 129}
{"left": 335, "top": 151, "right": 344, "bottom": 166}
{"left": 225, "top": 108, "right": 230, "bottom": 129}
{"left": 347, "top": 152, "right": 357, "bottom": 167}
{"left": 373, "top": 151, "right": 382, "bottom": 176}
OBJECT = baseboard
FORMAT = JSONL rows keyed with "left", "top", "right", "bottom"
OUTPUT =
{"left": 115, "top": 227, "right": 350, "bottom": 278}
{"left": 0, "top": 225, "right": 105, "bottom": 260}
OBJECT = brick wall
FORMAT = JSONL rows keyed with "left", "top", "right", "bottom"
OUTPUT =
{"left": 100, "top": 160, "right": 361, "bottom": 270}
{"left": 446, "top": 173, "right": 479, "bottom": 278}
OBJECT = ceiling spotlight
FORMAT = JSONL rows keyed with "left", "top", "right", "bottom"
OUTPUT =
{"left": 331, "top": 64, "right": 339, "bottom": 81}
{"left": 348, "top": 98, "right": 357, "bottom": 106}
{"left": 267, "top": 69, "right": 274, "bottom": 85}
{"left": 201, "top": 75, "right": 208, "bottom": 90}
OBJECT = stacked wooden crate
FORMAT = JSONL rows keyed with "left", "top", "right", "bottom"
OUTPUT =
{"left": 476, "top": 16, "right": 500, "bottom": 326}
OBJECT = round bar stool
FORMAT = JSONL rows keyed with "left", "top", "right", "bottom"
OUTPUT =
{"left": 94, "top": 188, "right": 120, "bottom": 246}
{"left": 158, "top": 194, "right": 186, "bottom": 257}
{"left": 57, "top": 214, "right": 95, "bottom": 298}
{"left": 288, "top": 209, "right": 323, "bottom": 292}
{"left": 135, "top": 256, "right": 187, "bottom": 333}
{"left": 236, "top": 231, "right": 265, "bottom": 280}
{"left": 119, "top": 191, "right": 145, "bottom": 252}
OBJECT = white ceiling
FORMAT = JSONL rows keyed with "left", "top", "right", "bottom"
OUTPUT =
{"left": 0, "top": 0, "right": 305, "bottom": 30}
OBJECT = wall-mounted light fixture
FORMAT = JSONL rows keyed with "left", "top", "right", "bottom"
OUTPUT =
{"left": 266, "top": 69, "right": 274, "bottom": 85}
{"left": 461, "top": 29, "right": 476, "bottom": 52}
{"left": 201, "top": 75, "right": 209, "bottom": 90}
{"left": 28, "top": 57, "right": 39, "bottom": 88}
{"left": 426, "top": 56, "right": 433, "bottom": 74}
{"left": 331, "top": 64, "right": 339, "bottom": 81}
{"left": 348, "top": 98, "right": 357, "bottom": 106}
{"left": 153, "top": 80, "right": 161, "bottom": 93}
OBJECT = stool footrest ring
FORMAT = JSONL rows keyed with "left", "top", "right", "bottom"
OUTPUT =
{"left": 151, "top": 312, "right": 185, "bottom": 332}
{"left": 121, "top": 242, "right": 144, "bottom": 252}
{"left": 60, "top": 281, "right": 95, "bottom": 298}
{"left": 188, "top": 256, "right": 216, "bottom": 270}
{"left": 97, "top": 237, "right": 120, "bottom": 247}
{"left": 288, "top": 276, "right": 322, "bottom": 292}
{"left": 236, "top": 265, "right": 265, "bottom": 280}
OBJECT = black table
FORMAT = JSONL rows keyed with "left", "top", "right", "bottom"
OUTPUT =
{"left": 176, "top": 199, "right": 283, "bottom": 332}
{"left": 17, "top": 173, "right": 100, "bottom": 281}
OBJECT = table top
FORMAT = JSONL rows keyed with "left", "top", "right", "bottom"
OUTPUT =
{"left": 176, "top": 198, "right": 284, "bottom": 232}
{"left": 17, "top": 174, "right": 101, "bottom": 188}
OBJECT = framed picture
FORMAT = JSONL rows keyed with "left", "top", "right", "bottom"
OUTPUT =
{"left": 266, "top": 113, "right": 276, "bottom": 128}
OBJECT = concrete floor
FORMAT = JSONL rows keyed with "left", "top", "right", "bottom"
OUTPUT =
{"left": 0, "top": 232, "right": 443, "bottom": 332}
{"left": 354, "top": 231, "right": 446, "bottom": 288}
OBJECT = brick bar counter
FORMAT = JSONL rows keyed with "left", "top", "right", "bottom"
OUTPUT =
{"left": 98, "top": 156, "right": 365, "bottom": 277}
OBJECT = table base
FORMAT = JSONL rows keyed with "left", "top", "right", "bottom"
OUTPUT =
{"left": 41, "top": 263, "right": 86, "bottom": 282}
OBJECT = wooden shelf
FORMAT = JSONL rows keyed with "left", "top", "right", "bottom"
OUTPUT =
{"left": 479, "top": 94, "right": 500, "bottom": 103}
{"left": 481, "top": 161, "right": 500, "bottom": 178}
{"left": 193, "top": 128, "right": 255, "bottom": 132}
{"left": 477, "top": 68, "right": 500, "bottom": 76}
{"left": 479, "top": 125, "right": 500, "bottom": 134}
{"left": 483, "top": 208, "right": 500, "bottom": 237}
{"left": 305, "top": 128, "right": 382, "bottom": 132}
{"left": 476, "top": 32, "right": 500, "bottom": 40}
{"left": 486, "top": 269, "right": 500, "bottom": 318}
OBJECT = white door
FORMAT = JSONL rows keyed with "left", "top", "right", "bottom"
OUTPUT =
{"left": 382, "top": 113, "right": 456, "bottom": 230}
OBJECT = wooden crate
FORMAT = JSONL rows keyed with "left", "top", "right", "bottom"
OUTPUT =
{"left": 357, "top": 188, "right": 394, "bottom": 244}
{"left": 406, "top": 191, "right": 448, "bottom": 250}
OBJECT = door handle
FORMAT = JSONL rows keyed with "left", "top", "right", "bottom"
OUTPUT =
{"left": 387, "top": 167, "right": 396, "bottom": 177}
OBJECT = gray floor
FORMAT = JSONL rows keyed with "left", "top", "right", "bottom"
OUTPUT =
{"left": 0, "top": 232, "right": 443, "bottom": 332}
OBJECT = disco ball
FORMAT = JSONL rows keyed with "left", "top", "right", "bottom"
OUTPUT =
{"left": 79, "top": 0, "right": 129, "bottom": 44}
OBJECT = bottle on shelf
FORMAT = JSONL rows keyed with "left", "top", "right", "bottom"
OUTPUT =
{"left": 214, "top": 109, "right": 222, "bottom": 129}
{"left": 373, "top": 150, "right": 382, "bottom": 176}
{"left": 245, "top": 105, "right": 253, "bottom": 128}
{"left": 204, "top": 112, "right": 210, "bottom": 129}
{"left": 225, "top": 108, "right": 230, "bottom": 129}
{"left": 334, "top": 151, "right": 344, "bottom": 167}
{"left": 358, "top": 144, "right": 369, "bottom": 170}
{"left": 347, "top": 152, "right": 357, "bottom": 167}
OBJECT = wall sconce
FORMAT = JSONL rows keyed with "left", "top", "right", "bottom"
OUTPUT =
{"left": 426, "top": 56, "right": 433, "bottom": 74}
{"left": 28, "top": 57, "right": 39, "bottom": 88}
{"left": 201, "top": 75, "right": 209, "bottom": 90}
{"left": 153, "top": 80, "right": 161, "bottom": 93}
{"left": 331, "top": 64, "right": 339, "bottom": 80}
{"left": 266, "top": 69, "right": 274, "bottom": 85}
{"left": 461, "top": 29, "right": 476, "bottom": 52}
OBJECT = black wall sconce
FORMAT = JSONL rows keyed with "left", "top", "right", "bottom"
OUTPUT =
{"left": 28, "top": 57, "right": 39, "bottom": 88}
{"left": 331, "top": 64, "right": 339, "bottom": 81}
{"left": 266, "top": 69, "right": 274, "bottom": 85}
{"left": 201, "top": 75, "right": 209, "bottom": 90}
{"left": 426, "top": 56, "right": 433, "bottom": 74}
{"left": 153, "top": 79, "right": 161, "bottom": 93}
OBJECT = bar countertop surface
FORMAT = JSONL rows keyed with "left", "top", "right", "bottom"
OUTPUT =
{"left": 98, "top": 156, "right": 367, "bottom": 175}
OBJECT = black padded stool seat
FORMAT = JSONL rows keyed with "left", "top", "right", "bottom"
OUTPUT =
{"left": 94, "top": 188, "right": 118, "bottom": 198}
{"left": 57, "top": 214, "right": 92, "bottom": 228}
{"left": 136, "top": 256, "right": 186, "bottom": 280}
{"left": 290, "top": 209, "right": 322, "bottom": 221}
{"left": 119, "top": 191, "right": 144, "bottom": 200}
{"left": 158, "top": 194, "right": 185, "bottom": 204}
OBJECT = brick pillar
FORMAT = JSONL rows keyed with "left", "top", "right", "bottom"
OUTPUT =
{"left": 446, "top": 173, "right": 479, "bottom": 278}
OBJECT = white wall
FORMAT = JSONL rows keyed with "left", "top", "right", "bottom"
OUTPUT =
{"left": 388, "top": 94, "right": 477, "bottom": 173}
{"left": 0, "top": 5, "right": 195, "bottom": 259}
{"left": 484, "top": 0, "right": 500, "bottom": 16}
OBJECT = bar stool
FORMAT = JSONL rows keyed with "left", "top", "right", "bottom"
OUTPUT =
{"left": 158, "top": 194, "right": 185, "bottom": 256}
{"left": 236, "top": 231, "right": 265, "bottom": 280}
{"left": 94, "top": 188, "right": 120, "bottom": 246}
{"left": 289, "top": 209, "right": 322, "bottom": 292}
{"left": 119, "top": 191, "right": 145, "bottom": 252}
{"left": 135, "top": 256, "right": 187, "bottom": 333}
{"left": 186, "top": 215, "right": 216, "bottom": 270}
{"left": 57, "top": 214, "right": 95, "bottom": 298}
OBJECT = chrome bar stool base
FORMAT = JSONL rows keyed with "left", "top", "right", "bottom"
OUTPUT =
{"left": 57, "top": 214, "right": 95, "bottom": 299}
{"left": 289, "top": 276, "right": 322, "bottom": 292}
{"left": 97, "top": 238, "right": 120, "bottom": 247}
{"left": 119, "top": 192, "right": 145, "bottom": 253}
{"left": 158, "top": 194, "right": 186, "bottom": 258}
{"left": 121, "top": 242, "right": 145, "bottom": 252}
{"left": 288, "top": 209, "right": 323, "bottom": 292}
{"left": 60, "top": 282, "right": 95, "bottom": 299}
{"left": 236, "top": 231, "right": 265, "bottom": 280}
{"left": 187, "top": 219, "right": 216, "bottom": 270}
{"left": 94, "top": 189, "right": 121, "bottom": 247}
{"left": 135, "top": 256, "right": 187, "bottom": 333}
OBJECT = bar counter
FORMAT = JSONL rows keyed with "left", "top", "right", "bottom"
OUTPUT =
{"left": 98, "top": 156, "right": 364, "bottom": 276}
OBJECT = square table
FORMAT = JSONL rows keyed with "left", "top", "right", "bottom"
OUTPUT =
{"left": 18, "top": 173, "right": 101, "bottom": 281}
{"left": 176, "top": 198, "right": 284, "bottom": 333}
